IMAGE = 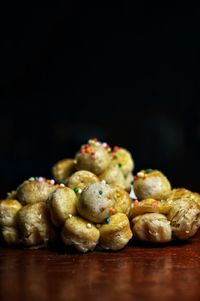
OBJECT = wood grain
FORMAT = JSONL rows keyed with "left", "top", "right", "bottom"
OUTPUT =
{"left": 1, "top": 233, "right": 200, "bottom": 301}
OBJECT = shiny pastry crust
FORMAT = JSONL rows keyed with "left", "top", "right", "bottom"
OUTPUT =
{"left": 99, "top": 213, "right": 133, "bottom": 250}
{"left": 17, "top": 179, "right": 56, "bottom": 205}
{"left": 111, "top": 185, "right": 132, "bottom": 216}
{"left": 67, "top": 170, "right": 99, "bottom": 191}
{"left": 134, "top": 170, "right": 171, "bottom": 201}
{"left": 61, "top": 216, "right": 100, "bottom": 253}
{"left": 167, "top": 199, "right": 200, "bottom": 240}
{"left": 52, "top": 159, "right": 76, "bottom": 184}
{"left": 0, "top": 199, "right": 22, "bottom": 227}
{"left": 130, "top": 199, "right": 161, "bottom": 217}
{"left": 48, "top": 187, "right": 77, "bottom": 226}
{"left": 17, "top": 202, "right": 54, "bottom": 247}
{"left": 77, "top": 182, "right": 115, "bottom": 223}
{"left": 132, "top": 213, "right": 172, "bottom": 243}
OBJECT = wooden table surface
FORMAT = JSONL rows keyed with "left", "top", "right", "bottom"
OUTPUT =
{"left": 1, "top": 233, "right": 200, "bottom": 301}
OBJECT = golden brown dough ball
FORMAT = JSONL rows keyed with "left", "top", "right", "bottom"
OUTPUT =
{"left": 52, "top": 159, "right": 76, "bottom": 184}
{"left": 0, "top": 199, "right": 22, "bottom": 227}
{"left": 61, "top": 216, "right": 100, "bottom": 253}
{"left": 67, "top": 170, "right": 99, "bottom": 191}
{"left": 167, "top": 199, "right": 200, "bottom": 240}
{"left": 99, "top": 213, "right": 132, "bottom": 250}
{"left": 77, "top": 182, "right": 115, "bottom": 223}
{"left": 111, "top": 185, "right": 132, "bottom": 216}
{"left": 130, "top": 199, "right": 161, "bottom": 217}
{"left": 134, "top": 169, "right": 171, "bottom": 201}
{"left": 132, "top": 213, "right": 172, "bottom": 243}
{"left": 110, "top": 147, "right": 134, "bottom": 176}
{"left": 17, "top": 202, "right": 54, "bottom": 248}
{"left": 99, "top": 165, "right": 125, "bottom": 188}
{"left": 1, "top": 226, "right": 20, "bottom": 245}
{"left": 123, "top": 172, "right": 133, "bottom": 192}
{"left": 48, "top": 186, "right": 77, "bottom": 226}
{"left": 75, "top": 139, "right": 111, "bottom": 175}
{"left": 16, "top": 177, "right": 56, "bottom": 205}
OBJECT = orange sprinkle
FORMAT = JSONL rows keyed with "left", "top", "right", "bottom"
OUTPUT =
{"left": 109, "top": 207, "right": 116, "bottom": 215}
{"left": 113, "top": 146, "right": 120, "bottom": 152}
{"left": 134, "top": 199, "right": 139, "bottom": 206}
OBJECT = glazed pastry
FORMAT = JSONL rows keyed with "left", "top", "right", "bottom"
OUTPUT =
{"left": 67, "top": 170, "right": 99, "bottom": 191}
{"left": 77, "top": 182, "right": 115, "bottom": 223}
{"left": 1, "top": 226, "right": 20, "bottom": 245}
{"left": 52, "top": 159, "right": 76, "bottom": 184}
{"left": 99, "top": 165, "right": 125, "bottom": 188}
{"left": 48, "top": 186, "right": 77, "bottom": 226}
{"left": 134, "top": 169, "right": 171, "bottom": 201}
{"left": 16, "top": 177, "right": 56, "bottom": 205}
{"left": 168, "top": 199, "right": 200, "bottom": 240}
{"left": 132, "top": 213, "right": 172, "bottom": 243}
{"left": 111, "top": 184, "right": 132, "bottom": 216}
{"left": 110, "top": 147, "right": 134, "bottom": 176}
{"left": 0, "top": 199, "right": 22, "bottom": 227}
{"left": 130, "top": 199, "right": 161, "bottom": 217}
{"left": 99, "top": 213, "right": 132, "bottom": 250}
{"left": 17, "top": 202, "right": 54, "bottom": 248}
{"left": 75, "top": 139, "right": 111, "bottom": 175}
{"left": 61, "top": 216, "right": 100, "bottom": 253}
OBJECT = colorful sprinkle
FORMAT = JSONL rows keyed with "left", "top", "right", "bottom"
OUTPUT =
{"left": 118, "top": 163, "right": 122, "bottom": 168}
{"left": 104, "top": 218, "right": 110, "bottom": 224}
{"left": 109, "top": 207, "right": 116, "bottom": 215}
{"left": 50, "top": 179, "right": 55, "bottom": 185}
{"left": 73, "top": 188, "right": 79, "bottom": 193}
{"left": 60, "top": 183, "right": 65, "bottom": 187}
{"left": 68, "top": 214, "right": 72, "bottom": 218}
{"left": 137, "top": 171, "right": 145, "bottom": 178}
{"left": 99, "top": 190, "right": 103, "bottom": 195}
{"left": 133, "top": 199, "right": 139, "bottom": 206}
{"left": 144, "top": 169, "right": 153, "bottom": 174}
{"left": 29, "top": 177, "right": 35, "bottom": 181}
{"left": 38, "top": 177, "right": 44, "bottom": 183}
{"left": 152, "top": 200, "right": 159, "bottom": 208}
{"left": 113, "top": 146, "right": 120, "bottom": 152}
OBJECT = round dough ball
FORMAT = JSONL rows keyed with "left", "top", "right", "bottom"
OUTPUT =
{"left": 99, "top": 165, "right": 125, "bottom": 188}
{"left": 0, "top": 199, "right": 22, "bottom": 227}
{"left": 17, "top": 178, "right": 56, "bottom": 205}
{"left": 61, "top": 216, "right": 100, "bottom": 253}
{"left": 17, "top": 202, "right": 54, "bottom": 247}
{"left": 168, "top": 199, "right": 200, "bottom": 240}
{"left": 77, "top": 182, "right": 115, "bottom": 223}
{"left": 52, "top": 159, "right": 76, "bottom": 184}
{"left": 134, "top": 169, "right": 171, "bottom": 201}
{"left": 132, "top": 213, "right": 172, "bottom": 243}
{"left": 48, "top": 187, "right": 77, "bottom": 226}
{"left": 99, "top": 213, "right": 132, "bottom": 250}
{"left": 111, "top": 185, "right": 132, "bottom": 216}
{"left": 1, "top": 226, "right": 20, "bottom": 245}
{"left": 75, "top": 140, "right": 111, "bottom": 175}
{"left": 110, "top": 147, "right": 134, "bottom": 176}
{"left": 67, "top": 170, "right": 99, "bottom": 191}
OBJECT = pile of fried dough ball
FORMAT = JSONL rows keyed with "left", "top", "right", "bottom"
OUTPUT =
{"left": 0, "top": 138, "right": 200, "bottom": 252}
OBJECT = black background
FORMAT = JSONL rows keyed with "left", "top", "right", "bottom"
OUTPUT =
{"left": 0, "top": 3, "right": 199, "bottom": 196}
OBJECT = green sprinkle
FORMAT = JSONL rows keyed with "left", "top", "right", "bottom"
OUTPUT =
{"left": 118, "top": 163, "right": 122, "bottom": 168}
{"left": 114, "top": 154, "right": 119, "bottom": 158}
{"left": 144, "top": 169, "right": 153, "bottom": 174}
{"left": 73, "top": 188, "right": 79, "bottom": 193}
{"left": 104, "top": 218, "right": 110, "bottom": 224}
{"left": 99, "top": 190, "right": 103, "bottom": 195}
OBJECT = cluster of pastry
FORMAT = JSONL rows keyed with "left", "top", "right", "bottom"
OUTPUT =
{"left": 0, "top": 138, "right": 199, "bottom": 252}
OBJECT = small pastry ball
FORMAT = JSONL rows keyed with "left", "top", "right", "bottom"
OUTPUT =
{"left": 17, "top": 202, "right": 53, "bottom": 247}
{"left": 1, "top": 226, "right": 20, "bottom": 245}
{"left": 99, "top": 165, "right": 125, "bottom": 188}
{"left": 77, "top": 182, "right": 115, "bottom": 223}
{"left": 67, "top": 170, "right": 99, "bottom": 191}
{"left": 17, "top": 177, "right": 56, "bottom": 205}
{"left": 0, "top": 199, "right": 22, "bottom": 227}
{"left": 134, "top": 169, "right": 171, "bottom": 201}
{"left": 75, "top": 139, "right": 111, "bottom": 175}
{"left": 130, "top": 199, "right": 161, "bottom": 217}
{"left": 61, "top": 216, "right": 100, "bottom": 253}
{"left": 167, "top": 188, "right": 195, "bottom": 202}
{"left": 132, "top": 213, "right": 172, "bottom": 243}
{"left": 48, "top": 187, "right": 77, "bottom": 226}
{"left": 52, "top": 159, "right": 76, "bottom": 184}
{"left": 111, "top": 185, "right": 132, "bottom": 216}
{"left": 168, "top": 199, "right": 200, "bottom": 240}
{"left": 99, "top": 213, "right": 132, "bottom": 250}
{"left": 110, "top": 147, "right": 134, "bottom": 176}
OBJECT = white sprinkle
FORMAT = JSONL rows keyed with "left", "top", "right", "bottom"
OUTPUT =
{"left": 50, "top": 179, "right": 55, "bottom": 185}
{"left": 86, "top": 223, "right": 92, "bottom": 229}
{"left": 96, "top": 142, "right": 101, "bottom": 146}
{"left": 77, "top": 188, "right": 82, "bottom": 194}
{"left": 137, "top": 172, "right": 145, "bottom": 178}
{"left": 38, "top": 177, "right": 44, "bottom": 183}
{"left": 102, "top": 142, "right": 108, "bottom": 147}
{"left": 101, "top": 180, "right": 106, "bottom": 185}
{"left": 185, "top": 230, "right": 190, "bottom": 234}
{"left": 29, "top": 177, "right": 35, "bottom": 181}
{"left": 60, "top": 183, "right": 65, "bottom": 187}
{"left": 68, "top": 214, "right": 72, "bottom": 218}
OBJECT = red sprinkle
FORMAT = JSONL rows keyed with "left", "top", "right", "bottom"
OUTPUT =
{"left": 113, "top": 146, "right": 120, "bottom": 152}
{"left": 134, "top": 199, "right": 139, "bottom": 206}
